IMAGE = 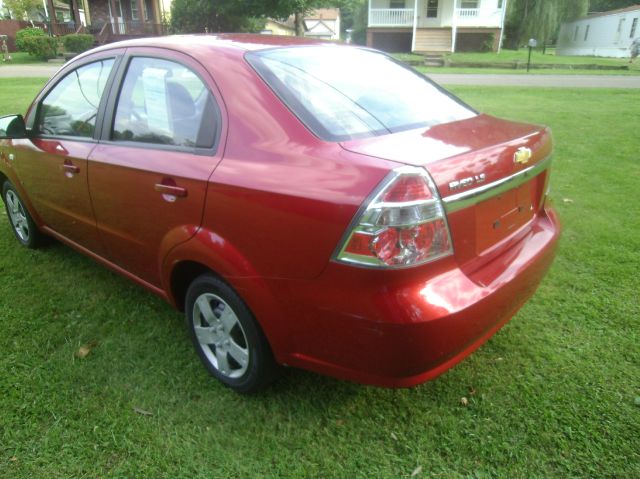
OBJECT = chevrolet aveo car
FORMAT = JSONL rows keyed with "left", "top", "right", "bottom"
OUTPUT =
{"left": 0, "top": 34, "right": 560, "bottom": 393}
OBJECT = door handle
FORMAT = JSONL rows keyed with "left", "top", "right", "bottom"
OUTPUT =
{"left": 62, "top": 163, "right": 80, "bottom": 174}
{"left": 154, "top": 183, "right": 188, "bottom": 198}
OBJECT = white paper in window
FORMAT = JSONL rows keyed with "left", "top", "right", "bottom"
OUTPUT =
{"left": 142, "top": 67, "right": 171, "bottom": 135}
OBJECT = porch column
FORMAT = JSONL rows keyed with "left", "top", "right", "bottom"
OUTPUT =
{"left": 451, "top": 0, "right": 457, "bottom": 53}
{"left": 497, "top": 0, "right": 508, "bottom": 53}
{"left": 110, "top": 0, "right": 118, "bottom": 32}
{"left": 46, "top": 0, "right": 57, "bottom": 35}
{"left": 150, "top": 0, "right": 162, "bottom": 34}
{"left": 136, "top": 0, "right": 144, "bottom": 21}
{"left": 136, "top": 0, "right": 145, "bottom": 34}
{"left": 411, "top": 0, "right": 418, "bottom": 52}
{"left": 70, "top": 0, "right": 82, "bottom": 29}
{"left": 82, "top": 0, "right": 91, "bottom": 26}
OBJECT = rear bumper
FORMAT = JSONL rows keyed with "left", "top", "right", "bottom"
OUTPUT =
{"left": 275, "top": 204, "right": 560, "bottom": 387}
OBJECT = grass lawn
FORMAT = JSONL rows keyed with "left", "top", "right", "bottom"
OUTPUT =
{"left": 0, "top": 52, "right": 50, "bottom": 66}
{"left": 0, "top": 79, "right": 639, "bottom": 477}
{"left": 447, "top": 49, "right": 633, "bottom": 66}
{"left": 394, "top": 50, "right": 640, "bottom": 75}
{"left": 0, "top": 78, "right": 48, "bottom": 113}
{"left": 418, "top": 66, "right": 640, "bottom": 76}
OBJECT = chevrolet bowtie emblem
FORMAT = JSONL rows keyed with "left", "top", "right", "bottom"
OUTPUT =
{"left": 514, "top": 147, "right": 532, "bottom": 165}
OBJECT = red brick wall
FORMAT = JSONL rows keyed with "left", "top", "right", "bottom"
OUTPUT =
{"left": 0, "top": 20, "right": 48, "bottom": 52}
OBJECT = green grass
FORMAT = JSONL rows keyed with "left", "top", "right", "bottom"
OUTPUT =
{"left": 394, "top": 49, "right": 640, "bottom": 75}
{"left": 1, "top": 79, "right": 639, "bottom": 477}
{"left": 0, "top": 78, "right": 48, "bottom": 114}
{"left": 0, "top": 51, "right": 50, "bottom": 66}
{"left": 447, "top": 49, "right": 633, "bottom": 66}
{"left": 417, "top": 66, "right": 640, "bottom": 76}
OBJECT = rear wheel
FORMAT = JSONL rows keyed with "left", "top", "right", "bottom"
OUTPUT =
{"left": 185, "top": 273, "right": 278, "bottom": 393}
{"left": 2, "top": 180, "right": 44, "bottom": 249}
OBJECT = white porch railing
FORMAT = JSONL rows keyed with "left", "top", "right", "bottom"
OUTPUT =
{"left": 369, "top": 8, "right": 414, "bottom": 27}
{"left": 454, "top": 8, "right": 503, "bottom": 27}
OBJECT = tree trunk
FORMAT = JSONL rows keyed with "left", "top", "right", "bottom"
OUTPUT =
{"left": 295, "top": 12, "right": 304, "bottom": 37}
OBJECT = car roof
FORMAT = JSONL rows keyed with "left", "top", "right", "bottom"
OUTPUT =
{"left": 83, "top": 33, "right": 334, "bottom": 57}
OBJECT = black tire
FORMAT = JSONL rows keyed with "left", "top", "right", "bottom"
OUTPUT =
{"left": 185, "top": 273, "right": 278, "bottom": 393}
{"left": 2, "top": 180, "right": 45, "bottom": 249}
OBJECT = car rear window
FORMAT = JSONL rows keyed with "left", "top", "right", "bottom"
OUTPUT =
{"left": 246, "top": 46, "right": 476, "bottom": 142}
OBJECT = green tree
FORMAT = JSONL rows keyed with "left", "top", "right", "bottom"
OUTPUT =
{"left": 3, "top": 0, "right": 41, "bottom": 20}
{"left": 170, "top": 0, "right": 263, "bottom": 33}
{"left": 243, "top": 0, "right": 327, "bottom": 35}
{"left": 332, "top": 0, "right": 366, "bottom": 42}
{"left": 504, "top": 0, "right": 588, "bottom": 49}
{"left": 171, "top": 0, "right": 362, "bottom": 38}
{"left": 589, "top": 0, "right": 638, "bottom": 12}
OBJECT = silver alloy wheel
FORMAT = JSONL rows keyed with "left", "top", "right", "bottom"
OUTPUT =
{"left": 5, "top": 190, "right": 30, "bottom": 243}
{"left": 192, "top": 292, "right": 250, "bottom": 379}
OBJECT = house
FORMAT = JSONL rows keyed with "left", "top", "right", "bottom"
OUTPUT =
{"left": 44, "top": 0, "right": 168, "bottom": 43}
{"left": 304, "top": 8, "right": 340, "bottom": 40}
{"left": 557, "top": 5, "right": 640, "bottom": 58}
{"left": 262, "top": 9, "right": 340, "bottom": 40}
{"left": 263, "top": 17, "right": 296, "bottom": 36}
{"left": 367, "top": 0, "right": 507, "bottom": 53}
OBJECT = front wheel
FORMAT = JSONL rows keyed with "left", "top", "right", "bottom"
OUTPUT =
{"left": 2, "top": 180, "right": 44, "bottom": 249}
{"left": 185, "top": 273, "right": 278, "bottom": 393}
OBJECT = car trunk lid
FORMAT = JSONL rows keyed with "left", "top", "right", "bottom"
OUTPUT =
{"left": 340, "top": 114, "right": 553, "bottom": 275}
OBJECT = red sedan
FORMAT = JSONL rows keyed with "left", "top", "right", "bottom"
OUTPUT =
{"left": 0, "top": 35, "right": 560, "bottom": 392}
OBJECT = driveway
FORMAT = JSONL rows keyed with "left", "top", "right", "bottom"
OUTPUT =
{"left": 2, "top": 64, "right": 640, "bottom": 88}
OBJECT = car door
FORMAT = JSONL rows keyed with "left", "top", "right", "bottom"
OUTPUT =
{"left": 88, "top": 49, "right": 225, "bottom": 287}
{"left": 13, "top": 54, "right": 120, "bottom": 254}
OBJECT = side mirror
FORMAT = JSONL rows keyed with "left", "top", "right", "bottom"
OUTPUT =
{"left": 0, "top": 114, "right": 27, "bottom": 139}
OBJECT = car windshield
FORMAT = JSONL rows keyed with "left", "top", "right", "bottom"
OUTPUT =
{"left": 246, "top": 46, "right": 476, "bottom": 141}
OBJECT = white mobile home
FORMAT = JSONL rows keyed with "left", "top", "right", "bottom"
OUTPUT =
{"left": 557, "top": 5, "right": 640, "bottom": 58}
{"left": 367, "top": 0, "right": 507, "bottom": 53}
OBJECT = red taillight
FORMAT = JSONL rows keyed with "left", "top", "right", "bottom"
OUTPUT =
{"left": 335, "top": 166, "right": 453, "bottom": 268}
{"left": 381, "top": 175, "right": 433, "bottom": 202}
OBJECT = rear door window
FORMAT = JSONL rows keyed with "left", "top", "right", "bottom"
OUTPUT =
{"left": 112, "top": 57, "right": 219, "bottom": 149}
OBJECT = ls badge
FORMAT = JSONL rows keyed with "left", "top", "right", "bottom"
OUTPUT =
{"left": 514, "top": 147, "right": 532, "bottom": 165}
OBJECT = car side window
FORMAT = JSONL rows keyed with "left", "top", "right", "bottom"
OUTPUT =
{"left": 38, "top": 59, "right": 115, "bottom": 138}
{"left": 112, "top": 57, "right": 218, "bottom": 149}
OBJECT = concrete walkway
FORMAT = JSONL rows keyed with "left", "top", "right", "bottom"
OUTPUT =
{"left": 1, "top": 64, "right": 640, "bottom": 88}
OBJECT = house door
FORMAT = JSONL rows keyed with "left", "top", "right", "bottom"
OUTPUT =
{"left": 420, "top": 0, "right": 440, "bottom": 28}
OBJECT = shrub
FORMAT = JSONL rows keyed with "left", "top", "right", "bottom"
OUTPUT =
{"left": 22, "top": 36, "right": 58, "bottom": 60}
{"left": 15, "top": 27, "right": 45, "bottom": 51}
{"left": 482, "top": 33, "right": 497, "bottom": 52}
{"left": 62, "top": 34, "right": 94, "bottom": 53}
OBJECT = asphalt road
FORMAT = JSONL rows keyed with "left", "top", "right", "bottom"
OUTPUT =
{"left": 1, "top": 64, "right": 640, "bottom": 88}
{"left": 0, "top": 64, "right": 62, "bottom": 78}
{"left": 427, "top": 73, "right": 640, "bottom": 88}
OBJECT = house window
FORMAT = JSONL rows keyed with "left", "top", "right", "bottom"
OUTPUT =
{"left": 461, "top": 0, "right": 478, "bottom": 8}
{"left": 389, "top": 0, "right": 405, "bottom": 8}
{"left": 631, "top": 18, "right": 638, "bottom": 38}
{"left": 573, "top": 26, "right": 579, "bottom": 41}
{"left": 131, "top": 2, "right": 139, "bottom": 21}
{"left": 427, "top": 0, "right": 438, "bottom": 18}
{"left": 584, "top": 25, "right": 589, "bottom": 41}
